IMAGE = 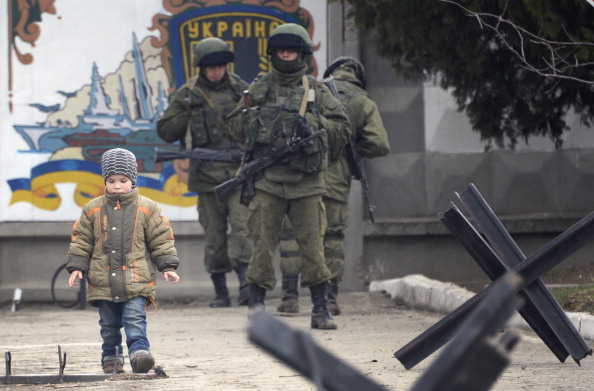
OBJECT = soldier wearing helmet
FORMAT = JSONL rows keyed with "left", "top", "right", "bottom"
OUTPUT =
{"left": 227, "top": 23, "right": 351, "bottom": 330}
{"left": 157, "top": 37, "right": 252, "bottom": 309}
{"left": 277, "top": 56, "right": 391, "bottom": 316}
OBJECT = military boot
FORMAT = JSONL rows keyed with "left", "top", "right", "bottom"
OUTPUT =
{"left": 309, "top": 282, "right": 337, "bottom": 330}
{"left": 209, "top": 272, "right": 231, "bottom": 308}
{"left": 235, "top": 264, "right": 249, "bottom": 306}
{"left": 327, "top": 278, "right": 341, "bottom": 315}
{"left": 248, "top": 283, "right": 267, "bottom": 309}
{"left": 277, "top": 275, "right": 300, "bottom": 313}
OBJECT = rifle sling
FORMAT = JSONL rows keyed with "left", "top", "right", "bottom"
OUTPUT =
{"left": 185, "top": 88, "right": 192, "bottom": 153}
{"left": 299, "top": 75, "right": 309, "bottom": 116}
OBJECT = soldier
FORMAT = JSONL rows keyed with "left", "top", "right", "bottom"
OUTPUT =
{"left": 277, "top": 57, "right": 391, "bottom": 315}
{"left": 157, "top": 38, "right": 252, "bottom": 308}
{"left": 226, "top": 23, "right": 351, "bottom": 329}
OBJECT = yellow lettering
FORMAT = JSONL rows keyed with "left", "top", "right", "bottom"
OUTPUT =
{"left": 254, "top": 21, "right": 266, "bottom": 37}
{"left": 269, "top": 21, "right": 281, "bottom": 35}
{"left": 188, "top": 22, "right": 199, "bottom": 38}
{"left": 217, "top": 21, "right": 229, "bottom": 36}
{"left": 246, "top": 18, "right": 252, "bottom": 38}
{"left": 258, "top": 37, "right": 266, "bottom": 55}
{"left": 202, "top": 22, "right": 213, "bottom": 37}
{"left": 232, "top": 21, "right": 243, "bottom": 37}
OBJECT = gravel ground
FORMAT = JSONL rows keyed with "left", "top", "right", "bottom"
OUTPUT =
{"left": 1, "top": 291, "right": 594, "bottom": 391}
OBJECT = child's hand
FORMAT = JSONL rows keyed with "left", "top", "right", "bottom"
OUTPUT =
{"left": 163, "top": 270, "right": 180, "bottom": 283}
{"left": 69, "top": 270, "right": 83, "bottom": 287}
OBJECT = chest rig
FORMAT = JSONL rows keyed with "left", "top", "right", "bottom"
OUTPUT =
{"left": 184, "top": 75, "right": 243, "bottom": 150}
{"left": 244, "top": 74, "right": 327, "bottom": 175}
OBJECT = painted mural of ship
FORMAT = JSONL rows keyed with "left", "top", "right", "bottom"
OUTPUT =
{"left": 14, "top": 33, "right": 172, "bottom": 173}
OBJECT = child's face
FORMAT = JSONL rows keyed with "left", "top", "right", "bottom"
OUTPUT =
{"left": 105, "top": 174, "right": 133, "bottom": 195}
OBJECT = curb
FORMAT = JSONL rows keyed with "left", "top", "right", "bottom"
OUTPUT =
{"left": 369, "top": 274, "right": 594, "bottom": 341}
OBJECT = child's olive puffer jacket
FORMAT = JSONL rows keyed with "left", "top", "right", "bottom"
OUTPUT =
{"left": 67, "top": 188, "right": 179, "bottom": 305}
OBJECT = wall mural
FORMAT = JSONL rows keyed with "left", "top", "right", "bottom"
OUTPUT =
{"left": 2, "top": 0, "right": 324, "bottom": 221}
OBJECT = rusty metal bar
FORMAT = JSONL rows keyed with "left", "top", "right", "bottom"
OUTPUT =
{"left": 2, "top": 346, "right": 111, "bottom": 385}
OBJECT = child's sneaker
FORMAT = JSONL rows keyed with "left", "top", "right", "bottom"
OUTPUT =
{"left": 102, "top": 360, "right": 125, "bottom": 374}
{"left": 131, "top": 353, "right": 155, "bottom": 373}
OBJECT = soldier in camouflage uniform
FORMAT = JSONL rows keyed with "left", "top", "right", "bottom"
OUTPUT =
{"left": 157, "top": 38, "right": 252, "bottom": 308}
{"left": 226, "top": 24, "right": 351, "bottom": 329}
{"left": 277, "top": 57, "right": 391, "bottom": 315}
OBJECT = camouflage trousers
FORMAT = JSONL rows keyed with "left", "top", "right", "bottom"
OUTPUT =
{"left": 198, "top": 190, "right": 252, "bottom": 274}
{"left": 279, "top": 196, "right": 348, "bottom": 280}
{"left": 246, "top": 190, "right": 331, "bottom": 291}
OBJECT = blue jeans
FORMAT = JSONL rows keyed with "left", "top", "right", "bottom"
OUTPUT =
{"left": 97, "top": 297, "right": 150, "bottom": 364}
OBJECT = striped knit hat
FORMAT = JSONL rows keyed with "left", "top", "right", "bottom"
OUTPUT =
{"left": 101, "top": 148, "right": 138, "bottom": 184}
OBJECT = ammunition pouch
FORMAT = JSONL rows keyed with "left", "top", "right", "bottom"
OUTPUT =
{"left": 287, "top": 132, "right": 327, "bottom": 175}
{"left": 190, "top": 106, "right": 225, "bottom": 147}
{"left": 244, "top": 104, "right": 280, "bottom": 150}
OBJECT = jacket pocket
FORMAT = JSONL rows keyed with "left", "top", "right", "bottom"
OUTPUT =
{"left": 88, "top": 255, "right": 109, "bottom": 288}
{"left": 126, "top": 251, "right": 152, "bottom": 284}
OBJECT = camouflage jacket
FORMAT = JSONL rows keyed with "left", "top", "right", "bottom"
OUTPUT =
{"left": 227, "top": 68, "right": 351, "bottom": 200}
{"left": 157, "top": 72, "right": 249, "bottom": 193}
{"left": 324, "top": 68, "right": 390, "bottom": 203}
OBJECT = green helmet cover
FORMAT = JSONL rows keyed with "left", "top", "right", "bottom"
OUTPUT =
{"left": 194, "top": 37, "right": 234, "bottom": 67}
{"left": 323, "top": 56, "right": 367, "bottom": 89}
{"left": 267, "top": 23, "right": 313, "bottom": 55}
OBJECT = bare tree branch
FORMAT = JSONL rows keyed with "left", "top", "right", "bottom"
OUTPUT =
{"left": 440, "top": 0, "right": 594, "bottom": 85}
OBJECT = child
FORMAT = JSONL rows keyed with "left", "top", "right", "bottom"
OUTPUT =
{"left": 67, "top": 148, "right": 181, "bottom": 374}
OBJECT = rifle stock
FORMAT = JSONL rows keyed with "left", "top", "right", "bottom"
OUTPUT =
{"left": 214, "top": 177, "right": 246, "bottom": 203}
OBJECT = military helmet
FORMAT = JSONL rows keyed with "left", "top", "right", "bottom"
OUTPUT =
{"left": 194, "top": 37, "right": 234, "bottom": 67}
{"left": 267, "top": 23, "right": 313, "bottom": 55}
{"left": 323, "top": 56, "right": 368, "bottom": 89}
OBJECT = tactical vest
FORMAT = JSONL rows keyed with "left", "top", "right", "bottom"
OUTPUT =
{"left": 244, "top": 73, "right": 328, "bottom": 175}
{"left": 185, "top": 74, "right": 244, "bottom": 150}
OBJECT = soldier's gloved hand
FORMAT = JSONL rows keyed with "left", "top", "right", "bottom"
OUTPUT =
{"left": 295, "top": 115, "right": 312, "bottom": 138}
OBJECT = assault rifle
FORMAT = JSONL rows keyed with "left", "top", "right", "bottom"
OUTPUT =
{"left": 154, "top": 147, "right": 244, "bottom": 165}
{"left": 323, "top": 76, "right": 376, "bottom": 223}
{"left": 214, "top": 124, "right": 326, "bottom": 203}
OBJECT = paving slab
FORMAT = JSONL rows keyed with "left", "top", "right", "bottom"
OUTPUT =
{"left": 1, "top": 285, "right": 594, "bottom": 390}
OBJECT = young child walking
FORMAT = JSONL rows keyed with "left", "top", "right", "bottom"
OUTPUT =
{"left": 67, "top": 148, "right": 181, "bottom": 374}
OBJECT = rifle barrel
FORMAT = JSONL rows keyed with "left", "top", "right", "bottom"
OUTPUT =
{"left": 154, "top": 148, "right": 190, "bottom": 163}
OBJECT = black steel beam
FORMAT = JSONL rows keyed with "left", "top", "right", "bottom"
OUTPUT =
{"left": 458, "top": 184, "right": 591, "bottom": 362}
{"left": 395, "top": 198, "right": 594, "bottom": 369}
{"left": 248, "top": 309, "right": 388, "bottom": 391}
{"left": 410, "top": 272, "right": 523, "bottom": 391}
{"left": 439, "top": 205, "right": 569, "bottom": 362}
